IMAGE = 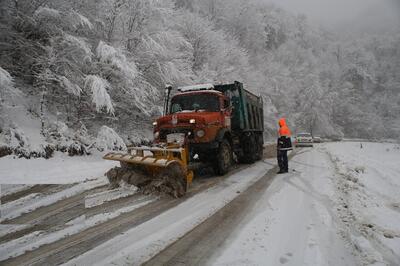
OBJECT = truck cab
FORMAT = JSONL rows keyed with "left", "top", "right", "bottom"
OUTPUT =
{"left": 153, "top": 89, "right": 231, "bottom": 145}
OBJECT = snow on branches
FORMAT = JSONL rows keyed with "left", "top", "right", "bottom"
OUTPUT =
{"left": 62, "top": 34, "right": 93, "bottom": 61}
{"left": 59, "top": 76, "right": 82, "bottom": 96}
{"left": 34, "top": 7, "right": 61, "bottom": 19}
{"left": 67, "top": 11, "right": 93, "bottom": 30}
{"left": 96, "top": 126, "right": 126, "bottom": 151}
{"left": 0, "top": 67, "right": 13, "bottom": 90}
{"left": 0, "top": 67, "right": 16, "bottom": 103}
{"left": 96, "top": 41, "right": 138, "bottom": 79}
{"left": 84, "top": 75, "right": 114, "bottom": 115}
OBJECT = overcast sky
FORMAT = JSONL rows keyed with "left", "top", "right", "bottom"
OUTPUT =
{"left": 263, "top": 0, "right": 400, "bottom": 32}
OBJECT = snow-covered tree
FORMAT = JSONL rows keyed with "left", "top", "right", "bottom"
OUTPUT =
{"left": 84, "top": 75, "right": 114, "bottom": 115}
{"left": 0, "top": 0, "right": 399, "bottom": 154}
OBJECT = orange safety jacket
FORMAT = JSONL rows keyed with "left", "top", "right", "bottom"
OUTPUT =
{"left": 278, "top": 118, "right": 291, "bottom": 137}
{"left": 278, "top": 118, "right": 292, "bottom": 151}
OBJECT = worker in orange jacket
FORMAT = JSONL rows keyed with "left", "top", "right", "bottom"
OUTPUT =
{"left": 277, "top": 118, "right": 292, "bottom": 173}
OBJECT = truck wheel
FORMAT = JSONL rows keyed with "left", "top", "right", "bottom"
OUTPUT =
{"left": 214, "top": 139, "right": 232, "bottom": 175}
{"left": 255, "top": 134, "right": 263, "bottom": 161}
{"left": 239, "top": 135, "right": 257, "bottom": 164}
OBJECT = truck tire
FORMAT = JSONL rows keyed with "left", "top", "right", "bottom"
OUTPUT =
{"left": 213, "top": 139, "right": 232, "bottom": 175}
{"left": 239, "top": 134, "right": 257, "bottom": 164}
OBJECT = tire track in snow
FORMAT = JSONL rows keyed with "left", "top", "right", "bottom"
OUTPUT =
{"left": 2, "top": 145, "right": 278, "bottom": 265}
{"left": 1, "top": 185, "right": 57, "bottom": 205}
{"left": 143, "top": 152, "right": 297, "bottom": 266}
{"left": 1, "top": 163, "right": 266, "bottom": 264}
{"left": 0, "top": 196, "right": 157, "bottom": 262}
{"left": 0, "top": 185, "right": 144, "bottom": 244}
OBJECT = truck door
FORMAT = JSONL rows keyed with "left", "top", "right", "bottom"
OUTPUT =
{"left": 223, "top": 98, "right": 231, "bottom": 128}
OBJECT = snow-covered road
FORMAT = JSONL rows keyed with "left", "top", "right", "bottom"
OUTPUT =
{"left": 1, "top": 142, "right": 399, "bottom": 265}
{"left": 210, "top": 146, "right": 355, "bottom": 265}
{"left": 209, "top": 142, "right": 400, "bottom": 266}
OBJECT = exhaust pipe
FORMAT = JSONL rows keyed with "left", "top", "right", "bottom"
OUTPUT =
{"left": 163, "top": 85, "right": 173, "bottom": 116}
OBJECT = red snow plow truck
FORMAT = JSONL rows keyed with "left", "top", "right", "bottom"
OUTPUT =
{"left": 104, "top": 81, "right": 264, "bottom": 197}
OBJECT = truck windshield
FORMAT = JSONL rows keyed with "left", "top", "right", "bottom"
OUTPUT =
{"left": 170, "top": 94, "right": 220, "bottom": 113}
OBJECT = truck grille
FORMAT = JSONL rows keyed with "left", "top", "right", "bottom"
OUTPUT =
{"left": 159, "top": 128, "right": 194, "bottom": 140}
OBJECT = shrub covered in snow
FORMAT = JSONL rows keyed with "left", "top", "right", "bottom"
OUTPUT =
{"left": 46, "top": 121, "right": 93, "bottom": 156}
{"left": 96, "top": 126, "right": 127, "bottom": 152}
{"left": 2, "top": 125, "right": 54, "bottom": 159}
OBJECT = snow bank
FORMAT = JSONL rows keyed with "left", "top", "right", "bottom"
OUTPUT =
{"left": 0, "top": 152, "right": 117, "bottom": 184}
{"left": 325, "top": 142, "right": 400, "bottom": 265}
{"left": 95, "top": 126, "right": 126, "bottom": 152}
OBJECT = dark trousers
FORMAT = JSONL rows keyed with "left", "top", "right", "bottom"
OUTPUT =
{"left": 277, "top": 150, "right": 288, "bottom": 172}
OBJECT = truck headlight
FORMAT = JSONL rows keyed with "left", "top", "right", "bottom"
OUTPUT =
{"left": 189, "top": 119, "right": 196, "bottom": 124}
{"left": 152, "top": 121, "right": 157, "bottom": 126}
{"left": 196, "top": 130, "right": 205, "bottom": 138}
{"left": 154, "top": 131, "right": 159, "bottom": 139}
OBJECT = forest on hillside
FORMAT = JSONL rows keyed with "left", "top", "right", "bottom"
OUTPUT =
{"left": 1, "top": 0, "right": 399, "bottom": 157}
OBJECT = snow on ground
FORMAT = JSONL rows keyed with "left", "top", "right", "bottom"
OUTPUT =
{"left": 65, "top": 157, "right": 278, "bottom": 266}
{"left": 0, "top": 224, "right": 30, "bottom": 238}
{"left": 209, "top": 146, "right": 355, "bottom": 266}
{"left": 0, "top": 178, "right": 107, "bottom": 222}
{"left": 0, "top": 196, "right": 156, "bottom": 261}
{"left": 2, "top": 141, "right": 399, "bottom": 265}
{"left": 0, "top": 185, "right": 34, "bottom": 197}
{"left": 209, "top": 142, "right": 400, "bottom": 266}
{"left": 325, "top": 142, "right": 400, "bottom": 265}
{"left": 85, "top": 183, "right": 138, "bottom": 208}
{"left": 0, "top": 193, "right": 41, "bottom": 218}
{"left": 0, "top": 151, "right": 117, "bottom": 184}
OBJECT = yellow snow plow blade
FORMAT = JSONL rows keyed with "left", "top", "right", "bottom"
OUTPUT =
{"left": 103, "top": 144, "right": 194, "bottom": 197}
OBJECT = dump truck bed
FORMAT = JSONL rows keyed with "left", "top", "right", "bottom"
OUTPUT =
{"left": 214, "top": 81, "right": 263, "bottom": 133}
